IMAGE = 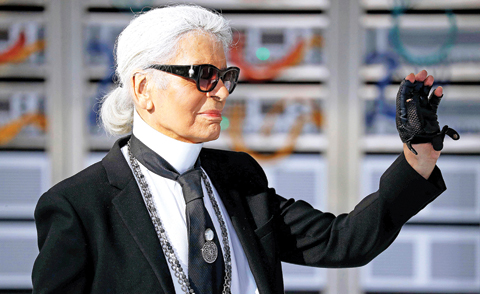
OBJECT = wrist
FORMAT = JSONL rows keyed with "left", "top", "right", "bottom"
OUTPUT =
{"left": 403, "top": 143, "right": 440, "bottom": 179}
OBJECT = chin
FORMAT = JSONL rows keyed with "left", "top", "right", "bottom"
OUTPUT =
{"left": 188, "top": 123, "right": 222, "bottom": 143}
{"left": 201, "top": 133, "right": 220, "bottom": 143}
{"left": 197, "top": 130, "right": 221, "bottom": 143}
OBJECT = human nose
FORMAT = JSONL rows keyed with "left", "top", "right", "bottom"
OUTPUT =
{"left": 207, "top": 78, "right": 229, "bottom": 101}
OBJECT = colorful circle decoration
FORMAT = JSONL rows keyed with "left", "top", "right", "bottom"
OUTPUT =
{"left": 389, "top": 5, "right": 458, "bottom": 66}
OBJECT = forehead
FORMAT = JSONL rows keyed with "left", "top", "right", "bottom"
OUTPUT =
{"left": 172, "top": 32, "right": 227, "bottom": 68}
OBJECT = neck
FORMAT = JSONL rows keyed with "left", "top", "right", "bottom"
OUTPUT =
{"left": 132, "top": 110, "right": 203, "bottom": 174}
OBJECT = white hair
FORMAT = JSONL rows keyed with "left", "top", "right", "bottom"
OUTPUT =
{"left": 100, "top": 4, "right": 233, "bottom": 135}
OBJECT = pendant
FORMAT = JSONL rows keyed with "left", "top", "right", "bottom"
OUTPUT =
{"left": 202, "top": 228, "right": 218, "bottom": 263}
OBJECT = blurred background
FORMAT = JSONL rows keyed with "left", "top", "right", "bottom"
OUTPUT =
{"left": 0, "top": 0, "right": 479, "bottom": 293}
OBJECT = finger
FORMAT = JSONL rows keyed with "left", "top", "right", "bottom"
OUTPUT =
{"left": 424, "top": 75, "right": 434, "bottom": 86}
{"left": 422, "top": 76, "right": 434, "bottom": 97}
{"left": 405, "top": 73, "right": 415, "bottom": 83}
{"left": 429, "top": 86, "right": 443, "bottom": 111}
{"left": 415, "top": 70, "right": 428, "bottom": 82}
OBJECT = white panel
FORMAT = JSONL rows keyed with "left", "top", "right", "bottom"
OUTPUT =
{"left": 362, "top": 155, "right": 480, "bottom": 223}
{"left": 361, "top": 63, "right": 480, "bottom": 82}
{"left": 370, "top": 241, "right": 414, "bottom": 278}
{"left": 431, "top": 241, "right": 477, "bottom": 281}
{"left": 0, "top": 152, "right": 50, "bottom": 218}
{"left": 282, "top": 261, "right": 326, "bottom": 291}
{"left": 361, "top": 85, "right": 480, "bottom": 101}
{"left": 363, "top": 134, "right": 480, "bottom": 154}
{"left": 361, "top": 226, "right": 480, "bottom": 293}
{"left": 226, "top": 14, "right": 329, "bottom": 28}
{"left": 0, "top": 0, "right": 44, "bottom": 3}
{"left": 362, "top": 15, "right": 480, "bottom": 30}
{"left": 0, "top": 222, "right": 38, "bottom": 289}
{"left": 86, "top": 0, "right": 329, "bottom": 10}
{"left": 362, "top": 0, "right": 480, "bottom": 9}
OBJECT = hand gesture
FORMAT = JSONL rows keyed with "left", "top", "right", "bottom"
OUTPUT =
{"left": 396, "top": 70, "right": 459, "bottom": 155}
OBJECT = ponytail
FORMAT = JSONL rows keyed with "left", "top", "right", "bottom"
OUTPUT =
{"left": 99, "top": 86, "right": 134, "bottom": 135}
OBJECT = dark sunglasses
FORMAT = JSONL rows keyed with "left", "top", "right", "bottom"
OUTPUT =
{"left": 146, "top": 64, "right": 240, "bottom": 94}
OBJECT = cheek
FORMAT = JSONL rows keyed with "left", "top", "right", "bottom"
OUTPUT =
{"left": 179, "top": 96, "right": 207, "bottom": 118}
{"left": 170, "top": 95, "right": 206, "bottom": 126}
{"left": 155, "top": 82, "right": 208, "bottom": 129}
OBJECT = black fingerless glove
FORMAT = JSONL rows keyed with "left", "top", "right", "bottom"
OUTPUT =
{"left": 396, "top": 79, "right": 460, "bottom": 155}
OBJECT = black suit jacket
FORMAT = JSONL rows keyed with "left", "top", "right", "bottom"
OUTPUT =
{"left": 32, "top": 136, "right": 446, "bottom": 293}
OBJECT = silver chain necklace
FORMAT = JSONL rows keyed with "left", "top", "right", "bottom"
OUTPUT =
{"left": 127, "top": 141, "right": 232, "bottom": 294}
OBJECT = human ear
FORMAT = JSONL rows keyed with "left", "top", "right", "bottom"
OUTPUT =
{"left": 131, "top": 72, "right": 153, "bottom": 111}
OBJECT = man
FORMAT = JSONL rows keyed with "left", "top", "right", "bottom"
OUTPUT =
{"left": 32, "top": 4, "right": 458, "bottom": 294}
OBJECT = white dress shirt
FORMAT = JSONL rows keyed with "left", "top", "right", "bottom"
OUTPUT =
{"left": 121, "top": 110, "right": 258, "bottom": 294}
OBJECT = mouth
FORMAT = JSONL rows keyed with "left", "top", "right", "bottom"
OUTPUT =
{"left": 198, "top": 110, "right": 222, "bottom": 119}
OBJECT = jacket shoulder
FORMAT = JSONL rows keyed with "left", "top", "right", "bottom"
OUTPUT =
{"left": 200, "top": 148, "right": 269, "bottom": 192}
{"left": 47, "top": 161, "right": 108, "bottom": 194}
{"left": 39, "top": 159, "right": 121, "bottom": 212}
{"left": 43, "top": 136, "right": 131, "bottom": 203}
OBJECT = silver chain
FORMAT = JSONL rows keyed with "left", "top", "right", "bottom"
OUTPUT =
{"left": 127, "top": 141, "right": 232, "bottom": 294}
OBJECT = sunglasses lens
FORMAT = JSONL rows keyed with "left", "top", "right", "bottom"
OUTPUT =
{"left": 197, "top": 65, "right": 239, "bottom": 93}
{"left": 223, "top": 71, "right": 233, "bottom": 92}
{"left": 222, "top": 69, "right": 239, "bottom": 93}
{"left": 199, "top": 66, "right": 219, "bottom": 91}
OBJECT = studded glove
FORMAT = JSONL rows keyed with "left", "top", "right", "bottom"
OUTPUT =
{"left": 396, "top": 79, "right": 459, "bottom": 155}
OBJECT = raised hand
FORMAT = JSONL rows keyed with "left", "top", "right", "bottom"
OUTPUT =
{"left": 396, "top": 70, "right": 459, "bottom": 155}
{"left": 395, "top": 70, "right": 460, "bottom": 179}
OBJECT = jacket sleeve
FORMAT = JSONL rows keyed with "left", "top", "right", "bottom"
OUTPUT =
{"left": 249, "top": 152, "right": 446, "bottom": 268}
{"left": 32, "top": 190, "right": 90, "bottom": 293}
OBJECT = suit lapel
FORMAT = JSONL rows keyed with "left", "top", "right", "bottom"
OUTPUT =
{"left": 103, "top": 136, "right": 175, "bottom": 294}
{"left": 201, "top": 149, "right": 275, "bottom": 294}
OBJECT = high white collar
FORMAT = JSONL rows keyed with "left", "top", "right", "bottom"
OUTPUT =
{"left": 132, "top": 110, "right": 203, "bottom": 174}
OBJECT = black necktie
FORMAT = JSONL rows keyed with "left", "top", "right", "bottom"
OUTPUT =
{"left": 129, "top": 135, "right": 224, "bottom": 294}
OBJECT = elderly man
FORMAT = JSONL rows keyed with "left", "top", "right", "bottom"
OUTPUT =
{"left": 32, "top": 4, "right": 458, "bottom": 294}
